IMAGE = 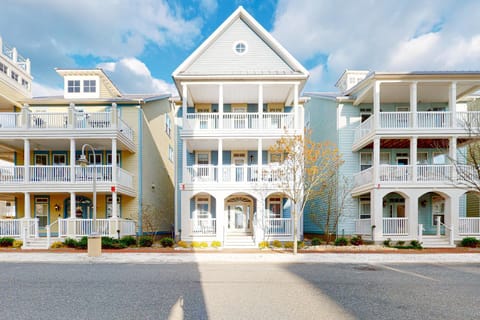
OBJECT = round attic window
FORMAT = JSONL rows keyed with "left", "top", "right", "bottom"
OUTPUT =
{"left": 233, "top": 41, "right": 248, "bottom": 55}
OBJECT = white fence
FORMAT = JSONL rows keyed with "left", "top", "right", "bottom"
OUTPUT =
{"left": 0, "top": 218, "right": 38, "bottom": 238}
{"left": 190, "top": 218, "right": 216, "bottom": 236}
{"left": 265, "top": 218, "right": 293, "bottom": 236}
{"left": 459, "top": 217, "right": 480, "bottom": 235}
{"left": 57, "top": 218, "right": 136, "bottom": 237}
{"left": 383, "top": 217, "right": 408, "bottom": 235}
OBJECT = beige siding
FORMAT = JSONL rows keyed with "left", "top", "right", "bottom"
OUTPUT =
{"left": 184, "top": 19, "right": 294, "bottom": 75}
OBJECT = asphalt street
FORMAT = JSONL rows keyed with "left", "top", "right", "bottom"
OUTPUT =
{"left": 0, "top": 262, "right": 479, "bottom": 320}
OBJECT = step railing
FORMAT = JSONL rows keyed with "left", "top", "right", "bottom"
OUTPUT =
{"left": 383, "top": 217, "right": 408, "bottom": 235}
{"left": 265, "top": 218, "right": 293, "bottom": 236}
{"left": 46, "top": 219, "right": 59, "bottom": 248}
{"left": 438, "top": 217, "right": 454, "bottom": 246}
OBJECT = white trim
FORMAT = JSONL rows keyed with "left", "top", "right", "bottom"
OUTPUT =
{"left": 267, "top": 196, "right": 283, "bottom": 218}
{"left": 195, "top": 196, "right": 211, "bottom": 220}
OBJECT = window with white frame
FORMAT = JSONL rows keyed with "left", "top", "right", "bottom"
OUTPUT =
{"left": 165, "top": 115, "right": 171, "bottom": 137}
{"left": 83, "top": 79, "right": 96, "bottom": 93}
{"left": 88, "top": 153, "right": 102, "bottom": 165}
{"left": 417, "top": 152, "right": 428, "bottom": 164}
{"left": 106, "top": 196, "right": 121, "bottom": 218}
{"left": 268, "top": 197, "right": 282, "bottom": 218}
{"left": 34, "top": 154, "right": 48, "bottom": 165}
{"left": 168, "top": 145, "right": 174, "bottom": 162}
{"left": 360, "top": 153, "right": 372, "bottom": 171}
{"left": 11, "top": 71, "right": 18, "bottom": 82}
{"left": 68, "top": 80, "right": 81, "bottom": 93}
{"left": 52, "top": 154, "right": 66, "bottom": 165}
{"left": 380, "top": 152, "right": 390, "bottom": 165}
{"left": 21, "top": 78, "right": 29, "bottom": 89}
{"left": 359, "top": 197, "right": 371, "bottom": 219}
{"left": 107, "top": 152, "right": 120, "bottom": 166}
{"left": 195, "top": 196, "right": 210, "bottom": 219}
{"left": 0, "top": 62, "right": 7, "bottom": 74}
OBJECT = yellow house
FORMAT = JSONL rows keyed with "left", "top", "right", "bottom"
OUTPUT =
{"left": 0, "top": 42, "right": 174, "bottom": 248}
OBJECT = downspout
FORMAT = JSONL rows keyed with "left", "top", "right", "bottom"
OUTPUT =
{"left": 137, "top": 105, "right": 143, "bottom": 235}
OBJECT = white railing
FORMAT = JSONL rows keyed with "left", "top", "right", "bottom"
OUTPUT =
{"left": 383, "top": 217, "right": 408, "bottom": 235}
{"left": 0, "top": 166, "right": 24, "bottom": 183}
{"left": 71, "top": 219, "right": 111, "bottom": 236}
{"left": 265, "top": 218, "right": 293, "bottom": 236}
{"left": 30, "top": 165, "right": 70, "bottom": 182}
{"left": 380, "top": 112, "right": 411, "bottom": 129}
{"left": 185, "top": 165, "right": 218, "bottom": 183}
{"left": 223, "top": 113, "right": 259, "bottom": 129}
{"left": 117, "top": 168, "right": 134, "bottom": 188}
{"left": 380, "top": 165, "right": 412, "bottom": 182}
{"left": 190, "top": 218, "right": 216, "bottom": 236}
{"left": 262, "top": 113, "right": 294, "bottom": 130}
{"left": 354, "top": 116, "right": 374, "bottom": 141}
{"left": 75, "top": 165, "right": 112, "bottom": 183}
{"left": 119, "top": 219, "right": 136, "bottom": 236}
{"left": 58, "top": 219, "right": 68, "bottom": 237}
{"left": 118, "top": 118, "right": 134, "bottom": 141}
{"left": 355, "top": 219, "right": 371, "bottom": 235}
{"left": 417, "top": 165, "right": 451, "bottom": 181}
{"left": 0, "top": 113, "right": 21, "bottom": 128}
{"left": 0, "top": 219, "right": 21, "bottom": 236}
{"left": 30, "top": 112, "right": 68, "bottom": 129}
{"left": 459, "top": 217, "right": 480, "bottom": 235}
{"left": 185, "top": 113, "right": 218, "bottom": 130}
{"left": 354, "top": 167, "right": 373, "bottom": 187}
{"left": 74, "top": 111, "right": 112, "bottom": 129}
{"left": 456, "top": 111, "right": 480, "bottom": 128}
{"left": 417, "top": 111, "right": 451, "bottom": 128}
{"left": 184, "top": 164, "right": 287, "bottom": 184}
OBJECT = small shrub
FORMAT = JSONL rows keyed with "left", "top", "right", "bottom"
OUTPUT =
{"left": 410, "top": 240, "right": 422, "bottom": 249}
{"left": 461, "top": 237, "right": 479, "bottom": 248}
{"left": 177, "top": 240, "right": 189, "bottom": 248}
{"left": 397, "top": 241, "right": 405, "bottom": 246}
{"left": 311, "top": 238, "right": 321, "bottom": 246}
{"left": 50, "top": 241, "right": 64, "bottom": 249}
{"left": 297, "top": 241, "right": 305, "bottom": 249}
{"left": 258, "top": 241, "right": 269, "bottom": 249}
{"left": 138, "top": 235, "right": 153, "bottom": 247}
{"left": 272, "top": 240, "right": 282, "bottom": 248}
{"left": 76, "top": 237, "right": 88, "bottom": 249}
{"left": 191, "top": 241, "right": 202, "bottom": 248}
{"left": 13, "top": 240, "right": 23, "bottom": 248}
{"left": 284, "top": 241, "right": 294, "bottom": 249}
{"left": 200, "top": 241, "right": 208, "bottom": 248}
{"left": 160, "top": 237, "right": 174, "bottom": 248}
{"left": 0, "top": 237, "right": 15, "bottom": 247}
{"left": 101, "top": 237, "right": 115, "bottom": 249}
{"left": 211, "top": 240, "right": 222, "bottom": 248}
{"left": 64, "top": 237, "right": 78, "bottom": 248}
{"left": 334, "top": 237, "right": 348, "bottom": 246}
{"left": 120, "top": 236, "right": 137, "bottom": 247}
{"left": 350, "top": 235, "right": 364, "bottom": 246}
{"left": 383, "top": 238, "right": 392, "bottom": 247}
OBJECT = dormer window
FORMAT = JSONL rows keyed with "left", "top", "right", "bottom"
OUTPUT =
{"left": 83, "top": 80, "right": 96, "bottom": 93}
{"left": 68, "top": 80, "right": 80, "bottom": 93}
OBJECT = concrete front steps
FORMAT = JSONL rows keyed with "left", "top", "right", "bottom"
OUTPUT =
{"left": 22, "top": 237, "right": 61, "bottom": 250}
{"left": 421, "top": 236, "right": 455, "bottom": 248}
{"left": 224, "top": 233, "right": 256, "bottom": 248}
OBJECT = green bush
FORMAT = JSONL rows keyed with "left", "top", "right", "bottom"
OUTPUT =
{"left": 297, "top": 241, "right": 305, "bottom": 249}
{"left": 120, "top": 236, "right": 137, "bottom": 247}
{"left": 311, "top": 238, "right": 321, "bottom": 246}
{"left": 64, "top": 237, "right": 78, "bottom": 248}
{"left": 350, "top": 235, "right": 363, "bottom": 246}
{"left": 160, "top": 237, "right": 174, "bottom": 248}
{"left": 460, "top": 237, "right": 479, "bottom": 248}
{"left": 272, "top": 240, "right": 282, "bottom": 248}
{"left": 258, "top": 241, "right": 269, "bottom": 249}
{"left": 383, "top": 238, "right": 392, "bottom": 247}
{"left": 397, "top": 241, "right": 405, "bottom": 246}
{"left": 334, "top": 237, "right": 348, "bottom": 246}
{"left": 138, "top": 235, "right": 153, "bottom": 247}
{"left": 76, "top": 237, "right": 88, "bottom": 249}
{"left": 410, "top": 240, "right": 422, "bottom": 249}
{"left": 211, "top": 240, "right": 222, "bottom": 248}
{"left": 0, "top": 237, "right": 15, "bottom": 247}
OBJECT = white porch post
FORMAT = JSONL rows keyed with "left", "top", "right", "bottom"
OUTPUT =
{"left": 24, "top": 192, "right": 31, "bottom": 219}
{"left": 373, "top": 137, "right": 380, "bottom": 185}
{"left": 218, "top": 139, "right": 223, "bottom": 183}
{"left": 294, "top": 83, "right": 299, "bottom": 129}
{"left": 371, "top": 190, "right": 383, "bottom": 241}
{"left": 111, "top": 138, "right": 118, "bottom": 219}
{"left": 449, "top": 82, "right": 457, "bottom": 128}
{"left": 182, "top": 139, "right": 187, "bottom": 183}
{"left": 258, "top": 139, "right": 263, "bottom": 180}
{"left": 449, "top": 137, "right": 457, "bottom": 181}
{"left": 408, "top": 194, "right": 419, "bottom": 240}
{"left": 373, "top": 81, "right": 381, "bottom": 129}
{"left": 410, "top": 137, "right": 417, "bottom": 182}
{"left": 68, "top": 103, "right": 75, "bottom": 128}
{"left": 215, "top": 194, "right": 225, "bottom": 243}
{"left": 70, "top": 138, "right": 75, "bottom": 182}
{"left": 410, "top": 82, "right": 417, "bottom": 128}
{"left": 182, "top": 83, "right": 187, "bottom": 126}
{"left": 111, "top": 103, "right": 118, "bottom": 128}
{"left": 70, "top": 192, "right": 76, "bottom": 219}
{"left": 24, "top": 139, "right": 30, "bottom": 183}
{"left": 445, "top": 192, "right": 460, "bottom": 244}
{"left": 258, "top": 84, "right": 263, "bottom": 129}
{"left": 21, "top": 104, "right": 29, "bottom": 128}
{"left": 218, "top": 84, "right": 223, "bottom": 129}
{"left": 180, "top": 191, "right": 192, "bottom": 239}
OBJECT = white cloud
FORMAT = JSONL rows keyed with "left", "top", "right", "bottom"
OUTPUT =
{"left": 199, "top": 0, "right": 218, "bottom": 15}
{"left": 272, "top": 0, "right": 480, "bottom": 91}
{"left": 32, "top": 82, "right": 63, "bottom": 97}
{"left": 98, "top": 58, "right": 177, "bottom": 95}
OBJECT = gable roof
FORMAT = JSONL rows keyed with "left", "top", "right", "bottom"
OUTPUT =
{"left": 172, "top": 6, "right": 308, "bottom": 86}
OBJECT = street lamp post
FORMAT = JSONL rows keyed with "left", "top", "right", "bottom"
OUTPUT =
{"left": 77, "top": 144, "right": 97, "bottom": 235}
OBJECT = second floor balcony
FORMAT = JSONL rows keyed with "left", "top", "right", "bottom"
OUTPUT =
{"left": 354, "top": 111, "right": 480, "bottom": 146}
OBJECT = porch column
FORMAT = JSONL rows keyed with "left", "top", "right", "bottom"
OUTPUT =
{"left": 182, "top": 139, "right": 187, "bottom": 183}
{"left": 255, "top": 195, "right": 265, "bottom": 245}
{"left": 111, "top": 103, "right": 118, "bottom": 128}
{"left": 410, "top": 137, "right": 417, "bottom": 182}
{"left": 294, "top": 83, "right": 299, "bottom": 129}
{"left": 24, "top": 192, "right": 31, "bottom": 219}
{"left": 111, "top": 138, "right": 117, "bottom": 183}
{"left": 182, "top": 83, "right": 187, "bottom": 126}
{"left": 449, "top": 82, "right": 457, "bottom": 128}
{"left": 445, "top": 192, "right": 460, "bottom": 243}
{"left": 218, "top": 84, "right": 223, "bottom": 129}
{"left": 258, "top": 84, "right": 263, "bottom": 129}
{"left": 70, "top": 138, "right": 75, "bottom": 182}
{"left": 408, "top": 194, "right": 419, "bottom": 240}
{"left": 373, "top": 81, "right": 381, "bottom": 129}
{"left": 21, "top": 104, "right": 29, "bottom": 128}
{"left": 23, "top": 139, "right": 30, "bottom": 183}
{"left": 215, "top": 194, "right": 225, "bottom": 243}
{"left": 371, "top": 190, "right": 383, "bottom": 241}
{"left": 70, "top": 192, "right": 76, "bottom": 219}
{"left": 68, "top": 103, "right": 75, "bottom": 128}
{"left": 218, "top": 139, "right": 223, "bottom": 183}
{"left": 257, "top": 139, "right": 263, "bottom": 180}
{"left": 410, "top": 82, "right": 417, "bottom": 128}
{"left": 449, "top": 137, "right": 457, "bottom": 181}
{"left": 373, "top": 137, "right": 380, "bottom": 185}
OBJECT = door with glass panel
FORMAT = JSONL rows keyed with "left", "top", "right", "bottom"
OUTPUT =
{"left": 226, "top": 197, "right": 252, "bottom": 233}
{"left": 196, "top": 152, "right": 210, "bottom": 181}
{"left": 232, "top": 106, "right": 247, "bottom": 129}
{"left": 232, "top": 152, "right": 246, "bottom": 182}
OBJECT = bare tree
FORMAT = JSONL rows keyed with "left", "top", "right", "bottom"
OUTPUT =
{"left": 269, "top": 130, "right": 344, "bottom": 254}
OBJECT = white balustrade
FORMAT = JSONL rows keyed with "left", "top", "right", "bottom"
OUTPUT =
{"left": 262, "top": 113, "right": 294, "bottom": 130}
{"left": 355, "top": 219, "right": 371, "bottom": 235}
{"left": 30, "top": 112, "right": 68, "bottom": 129}
{"left": 118, "top": 118, "right": 134, "bottom": 141}
{"left": 383, "top": 217, "right": 408, "bottom": 235}
{"left": 354, "top": 167, "right": 373, "bottom": 187}
{"left": 0, "top": 219, "right": 21, "bottom": 236}
{"left": 417, "top": 111, "right": 451, "bottom": 128}
{"left": 380, "top": 112, "right": 411, "bottom": 129}
{"left": 417, "top": 165, "right": 451, "bottom": 181}
{"left": 0, "top": 113, "right": 20, "bottom": 128}
{"left": 186, "top": 165, "right": 218, "bottom": 183}
{"left": 456, "top": 111, "right": 480, "bottom": 128}
{"left": 354, "top": 116, "right": 374, "bottom": 142}
{"left": 223, "top": 113, "right": 258, "bottom": 129}
{"left": 119, "top": 219, "right": 136, "bottom": 236}
{"left": 185, "top": 113, "right": 218, "bottom": 130}
{"left": 190, "top": 218, "right": 216, "bottom": 235}
{"left": 58, "top": 219, "right": 68, "bottom": 237}
{"left": 75, "top": 165, "right": 112, "bottom": 183}
{"left": 380, "top": 165, "right": 412, "bottom": 182}
{"left": 184, "top": 164, "right": 287, "bottom": 184}
{"left": 265, "top": 218, "right": 293, "bottom": 236}
{"left": 117, "top": 168, "right": 134, "bottom": 188}
{"left": 459, "top": 217, "right": 480, "bottom": 235}
{"left": 30, "top": 165, "right": 70, "bottom": 182}
{"left": 0, "top": 166, "right": 24, "bottom": 183}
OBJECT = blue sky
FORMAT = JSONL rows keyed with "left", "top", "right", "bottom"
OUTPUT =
{"left": 1, "top": 0, "right": 480, "bottom": 96}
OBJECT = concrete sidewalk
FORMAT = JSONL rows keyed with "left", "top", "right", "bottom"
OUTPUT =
{"left": 0, "top": 252, "right": 479, "bottom": 264}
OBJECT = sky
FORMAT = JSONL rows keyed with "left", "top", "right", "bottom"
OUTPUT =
{"left": 1, "top": 0, "right": 480, "bottom": 97}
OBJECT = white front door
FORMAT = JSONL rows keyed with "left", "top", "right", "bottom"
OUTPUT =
{"left": 226, "top": 204, "right": 252, "bottom": 233}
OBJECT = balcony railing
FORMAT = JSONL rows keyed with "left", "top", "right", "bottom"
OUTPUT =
{"left": 383, "top": 217, "right": 408, "bottom": 235}
{"left": 354, "top": 111, "right": 480, "bottom": 144}
{"left": 184, "top": 164, "right": 287, "bottom": 184}
{"left": 459, "top": 217, "right": 480, "bottom": 235}
{"left": 0, "top": 165, "right": 133, "bottom": 189}
{"left": 264, "top": 218, "right": 293, "bottom": 236}
{"left": 0, "top": 110, "right": 134, "bottom": 142}
{"left": 184, "top": 112, "right": 296, "bottom": 131}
